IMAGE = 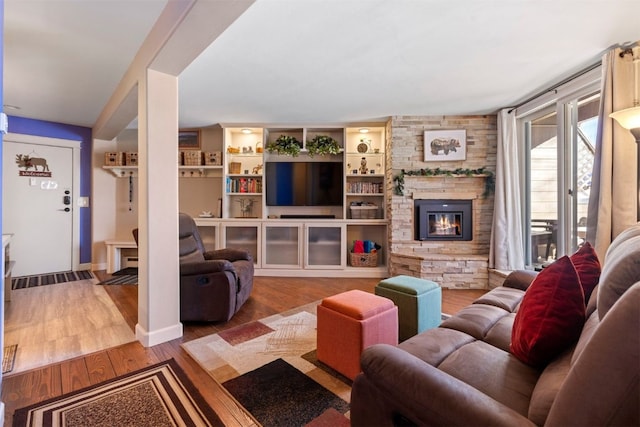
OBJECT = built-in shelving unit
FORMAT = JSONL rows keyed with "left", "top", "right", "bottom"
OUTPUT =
{"left": 223, "top": 129, "right": 264, "bottom": 219}
{"left": 106, "top": 124, "right": 389, "bottom": 277}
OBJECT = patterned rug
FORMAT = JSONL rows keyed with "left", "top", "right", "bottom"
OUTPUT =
{"left": 11, "top": 270, "right": 94, "bottom": 290}
{"left": 12, "top": 359, "right": 223, "bottom": 427}
{"left": 96, "top": 266, "right": 138, "bottom": 285}
{"left": 96, "top": 274, "right": 138, "bottom": 285}
{"left": 182, "top": 302, "right": 352, "bottom": 427}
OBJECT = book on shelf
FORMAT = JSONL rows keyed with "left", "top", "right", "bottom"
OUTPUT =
{"left": 347, "top": 181, "right": 383, "bottom": 194}
{"left": 226, "top": 177, "right": 262, "bottom": 193}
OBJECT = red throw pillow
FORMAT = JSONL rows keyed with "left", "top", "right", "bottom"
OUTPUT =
{"left": 570, "top": 242, "right": 601, "bottom": 304}
{"left": 511, "top": 256, "right": 586, "bottom": 367}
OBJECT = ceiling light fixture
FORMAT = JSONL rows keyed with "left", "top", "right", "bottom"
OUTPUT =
{"left": 609, "top": 47, "right": 640, "bottom": 219}
{"left": 241, "top": 128, "right": 252, "bottom": 134}
{"left": 359, "top": 128, "right": 369, "bottom": 134}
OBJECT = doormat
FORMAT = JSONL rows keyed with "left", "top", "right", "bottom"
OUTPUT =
{"left": 11, "top": 270, "right": 94, "bottom": 290}
{"left": 12, "top": 359, "right": 223, "bottom": 427}
{"left": 97, "top": 274, "right": 138, "bottom": 285}
{"left": 3, "top": 344, "right": 17, "bottom": 374}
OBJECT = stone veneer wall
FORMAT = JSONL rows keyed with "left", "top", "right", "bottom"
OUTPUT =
{"left": 387, "top": 115, "right": 497, "bottom": 289}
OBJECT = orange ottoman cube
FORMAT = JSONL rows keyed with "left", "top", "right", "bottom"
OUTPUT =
{"left": 317, "top": 290, "right": 398, "bottom": 380}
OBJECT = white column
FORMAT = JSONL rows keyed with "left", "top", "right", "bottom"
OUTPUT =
{"left": 136, "top": 68, "right": 182, "bottom": 346}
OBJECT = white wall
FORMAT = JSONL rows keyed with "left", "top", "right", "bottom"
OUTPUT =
{"left": 92, "top": 138, "right": 118, "bottom": 270}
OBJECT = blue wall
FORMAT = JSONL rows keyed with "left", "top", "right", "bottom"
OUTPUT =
{"left": 1, "top": 0, "right": 4, "bottom": 238}
{"left": 8, "top": 116, "right": 93, "bottom": 264}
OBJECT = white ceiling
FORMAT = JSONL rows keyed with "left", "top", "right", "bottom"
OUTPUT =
{"left": 4, "top": 0, "right": 640, "bottom": 131}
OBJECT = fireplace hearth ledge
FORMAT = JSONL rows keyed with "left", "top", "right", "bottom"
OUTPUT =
{"left": 389, "top": 251, "right": 489, "bottom": 289}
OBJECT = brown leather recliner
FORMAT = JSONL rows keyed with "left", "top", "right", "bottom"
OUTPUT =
{"left": 178, "top": 212, "right": 254, "bottom": 322}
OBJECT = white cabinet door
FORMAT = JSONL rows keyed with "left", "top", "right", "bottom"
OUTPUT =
{"left": 304, "top": 223, "right": 345, "bottom": 269}
{"left": 261, "top": 223, "right": 302, "bottom": 269}
{"left": 220, "top": 222, "right": 261, "bottom": 267}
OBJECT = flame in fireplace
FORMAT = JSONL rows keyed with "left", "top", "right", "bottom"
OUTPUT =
{"left": 431, "top": 214, "right": 460, "bottom": 235}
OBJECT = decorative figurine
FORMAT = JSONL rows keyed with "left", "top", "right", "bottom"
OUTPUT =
{"left": 359, "top": 157, "right": 368, "bottom": 174}
{"left": 236, "top": 198, "right": 255, "bottom": 218}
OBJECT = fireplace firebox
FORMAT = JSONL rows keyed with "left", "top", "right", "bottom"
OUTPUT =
{"left": 415, "top": 199, "right": 472, "bottom": 241}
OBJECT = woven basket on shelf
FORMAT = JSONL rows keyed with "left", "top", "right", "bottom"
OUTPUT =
{"left": 229, "top": 162, "right": 242, "bottom": 174}
{"left": 349, "top": 252, "right": 378, "bottom": 267}
{"left": 104, "top": 152, "right": 124, "bottom": 166}
{"left": 125, "top": 152, "right": 138, "bottom": 166}
{"left": 182, "top": 150, "right": 202, "bottom": 166}
{"left": 204, "top": 151, "right": 222, "bottom": 165}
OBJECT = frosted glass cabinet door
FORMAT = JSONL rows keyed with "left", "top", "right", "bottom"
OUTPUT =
{"left": 222, "top": 224, "right": 260, "bottom": 265}
{"left": 263, "top": 224, "right": 301, "bottom": 268}
{"left": 305, "top": 224, "right": 345, "bottom": 268}
{"left": 197, "top": 225, "right": 217, "bottom": 252}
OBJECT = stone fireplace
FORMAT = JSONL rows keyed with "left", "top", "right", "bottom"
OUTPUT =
{"left": 414, "top": 199, "right": 473, "bottom": 241}
{"left": 387, "top": 115, "right": 497, "bottom": 289}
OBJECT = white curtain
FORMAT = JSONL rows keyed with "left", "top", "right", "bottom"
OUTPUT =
{"left": 490, "top": 109, "right": 525, "bottom": 270}
{"left": 586, "top": 45, "right": 638, "bottom": 257}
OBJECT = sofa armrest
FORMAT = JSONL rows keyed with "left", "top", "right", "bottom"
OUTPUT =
{"left": 502, "top": 270, "right": 538, "bottom": 291}
{"left": 353, "top": 344, "right": 536, "bottom": 427}
{"left": 204, "top": 248, "right": 252, "bottom": 262}
{"left": 180, "top": 259, "right": 234, "bottom": 276}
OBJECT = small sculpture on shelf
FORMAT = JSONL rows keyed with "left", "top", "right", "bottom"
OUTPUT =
{"left": 252, "top": 163, "right": 263, "bottom": 175}
{"left": 236, "top": 198, "right": 256, "bottom": 218}
{"left": 359, "top": 157, "right": 368, "bottom": 174}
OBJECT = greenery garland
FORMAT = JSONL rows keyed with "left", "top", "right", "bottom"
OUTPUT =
{"left": 394, "top": 167, "right": 495, "bottom": 197}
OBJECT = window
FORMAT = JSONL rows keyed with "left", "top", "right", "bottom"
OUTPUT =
{"left": 518, "top": 69, "right": 600, "bottom": 268}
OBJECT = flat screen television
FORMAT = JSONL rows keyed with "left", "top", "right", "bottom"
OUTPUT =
{"left": 265, "top": 161, "right": 343, "bottom": 206}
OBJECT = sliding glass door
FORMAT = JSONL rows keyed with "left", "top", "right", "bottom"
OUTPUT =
{"left": 521, "top": 89, "right": 600, "bottom": 268}
{"left": 526, "top": 107, "right": 559, "bottom": 265}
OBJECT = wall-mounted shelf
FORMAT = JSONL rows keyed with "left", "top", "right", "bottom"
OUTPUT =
{"left": 179, "top": 166, "right": 223, "bottom": 178}
{"left": 103, "top": 166, "right": 137, "bottom": 177}
{"left": 103, "top": 165, "right": 223, "bottom": 178}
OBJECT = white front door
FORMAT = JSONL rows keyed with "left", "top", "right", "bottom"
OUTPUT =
{"left": 3, "top": 140, "right": 75, "bottom": 276}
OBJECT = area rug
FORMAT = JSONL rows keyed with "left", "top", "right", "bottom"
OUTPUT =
{"left": 224, "top": 358, "right": 349, "bottom": 426}
{"left": 3, "top": 344, "right": 17, "bottom": 374}
{"left": 11, "top": 270, "right": 94, "bottom": 290}
{"left": 182, "top": 302, "right": 352, "bottom": 426}
{"left": 12, "top": 359, "right": 223, "bottom": 427}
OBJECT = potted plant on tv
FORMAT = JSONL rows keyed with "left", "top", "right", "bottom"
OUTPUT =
{"left": 306, "top": 135, "right": 341, "bottom": 157}
{"left": 266, "top": 135, "right": 302, "bottom": 157}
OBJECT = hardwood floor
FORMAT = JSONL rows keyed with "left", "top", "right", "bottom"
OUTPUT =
{"left": 1, "top": 274, "right": 486, "bottom": 426}
{"left": 4, "top": 280, "right": 135, "bottom": 373}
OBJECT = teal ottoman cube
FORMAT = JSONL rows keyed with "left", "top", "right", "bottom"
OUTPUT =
{"left": 375, "top": 275, "right": 442, "bottom": 341}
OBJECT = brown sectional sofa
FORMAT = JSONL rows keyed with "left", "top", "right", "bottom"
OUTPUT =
{"left": 351, "top": 222, "right": 640, "bottom": 426}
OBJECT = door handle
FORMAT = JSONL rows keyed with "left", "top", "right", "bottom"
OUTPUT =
{"left": 58, "top": 208, "right": 71, "bottom": 212}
